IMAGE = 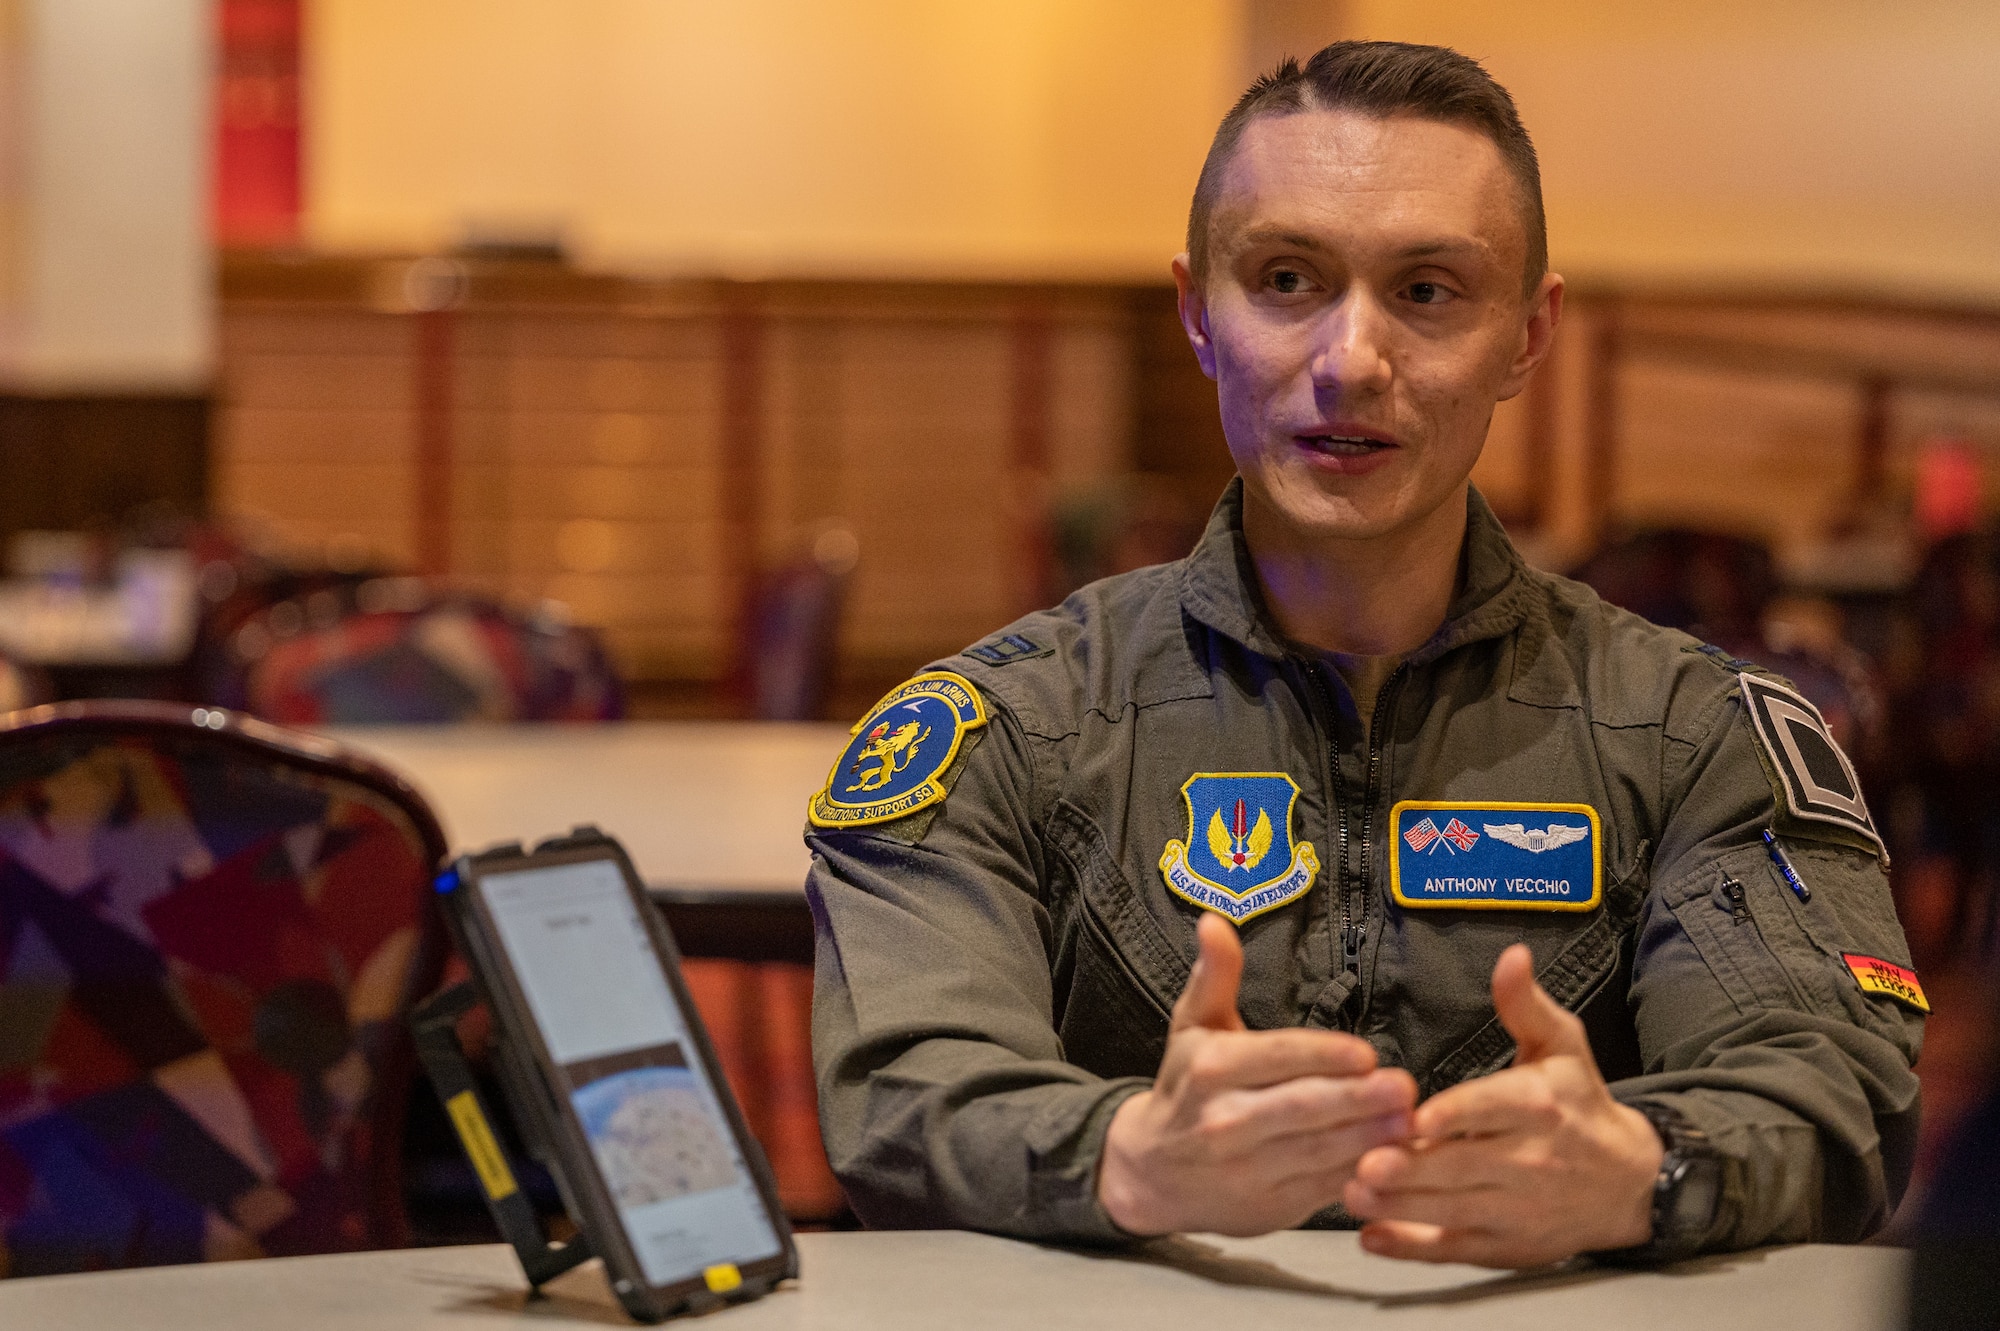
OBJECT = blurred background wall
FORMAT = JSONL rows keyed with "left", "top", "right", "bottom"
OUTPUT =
{"left": 188, "top": 0, "right": 2000, "bottom": 711}
{"left": 302, "top": 0, "right": 2000, "bottom": 296}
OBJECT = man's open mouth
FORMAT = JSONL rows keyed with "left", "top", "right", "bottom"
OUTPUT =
{"left": 1297, "top": 433, "right": 1395, "bottom": 456}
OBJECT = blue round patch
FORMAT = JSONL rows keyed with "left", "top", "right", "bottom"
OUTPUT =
{"left": 809, "top": 671, "right": 988, "bottom": 828}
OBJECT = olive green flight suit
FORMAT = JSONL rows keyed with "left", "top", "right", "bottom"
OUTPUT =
{"left": 806, "top": 480, "right": 1923, "bottom": 1250}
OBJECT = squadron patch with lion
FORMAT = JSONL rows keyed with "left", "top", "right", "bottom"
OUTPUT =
{"left": 810, "top": 671, "right": 988, "bottom": 828}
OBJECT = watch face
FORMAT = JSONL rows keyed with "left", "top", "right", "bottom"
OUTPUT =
{"left": 1666, "top": 1154, "right": 1723, "bottom": 1243}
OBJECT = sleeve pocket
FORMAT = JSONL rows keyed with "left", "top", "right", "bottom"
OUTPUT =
{"left": 1661, "top": 841, "right": 1914, "bottom": 1048}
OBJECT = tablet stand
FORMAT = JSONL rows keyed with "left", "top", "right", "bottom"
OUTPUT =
{"left": 410, "top": 981, "right": 595, "bottom": 1292}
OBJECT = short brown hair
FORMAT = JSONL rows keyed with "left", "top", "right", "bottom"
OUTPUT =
{"left": 1187, "top": 41, "right": 1547, "bottom": 296}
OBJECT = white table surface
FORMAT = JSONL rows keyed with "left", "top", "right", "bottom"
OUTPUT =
{"left": 320, "top": 723, "right": 852, "bottom": 895}
{"left": 0, "top": 1230, "right": 1909, "bottom": 1330}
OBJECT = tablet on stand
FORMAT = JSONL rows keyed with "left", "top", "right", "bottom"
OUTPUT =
{"left": 413, "top": 827, "right": 799, "bottom": 1323}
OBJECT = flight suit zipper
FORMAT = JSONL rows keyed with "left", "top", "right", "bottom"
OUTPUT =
{"left": 1350, "top": 666, "right": 1406, "bottom": 975}
{"left": 1304, "top": 660, "right": 1405, "bottom": 980}
{"left": 1302, "top": 664, "right": 1351, "bottom": 974}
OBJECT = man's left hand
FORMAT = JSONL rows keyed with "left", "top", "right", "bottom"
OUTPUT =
{"left": 1342, "top": 943, "right": 1664, "bottom": 1268}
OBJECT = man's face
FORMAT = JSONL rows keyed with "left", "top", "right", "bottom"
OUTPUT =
{"left": 1175, "top": 110, "right": 1561, "bottom": 545}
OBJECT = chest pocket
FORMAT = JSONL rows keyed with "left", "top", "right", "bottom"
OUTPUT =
{"left": 1043, "top": 800, "right": 1184, "bottom": 1079}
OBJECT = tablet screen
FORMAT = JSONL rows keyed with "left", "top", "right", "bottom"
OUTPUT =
{"left": 477, "top": 858, "right": 783, "bottom": 1288}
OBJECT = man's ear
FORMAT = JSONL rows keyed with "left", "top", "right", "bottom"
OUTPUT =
{"left": 1171, "top": 252, "right": 1219, "bottom": 382}
{"left": 1497, "top": 271, "right": 1564, "bottom": 402}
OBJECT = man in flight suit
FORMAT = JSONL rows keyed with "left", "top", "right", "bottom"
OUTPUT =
{"left": 804, "top": 41, "right": 1924, "bottom": 1266}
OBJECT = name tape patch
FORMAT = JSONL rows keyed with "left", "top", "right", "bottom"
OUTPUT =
{"left": 1390, "top": 801, "right": 1602, "bottom": 911}
{"left": 1739, "top": 673, "right": 1885, "bottom": 858}
{"left": 809, "top": 671, "right": 987, "bottom": 828}
{"left": 1841, "top": 952, "right": 1930, "bottom": 1012}
{"left": 1160, "top": 773, "right": 1320, "bottom": 923}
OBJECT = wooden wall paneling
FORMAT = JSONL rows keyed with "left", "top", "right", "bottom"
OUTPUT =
{"left": 212, "top": 263, "right": 2000, "bottom": 701}
{"left": 720, "top": 286, "right": 767, "bottom": 687}
{"left": 1610, "top": 357, "right": 1858, "bottom": 558}
{"left": 1128, "top": 285, "right": 1232, "bottom": 508}
{"left": 1583, "top": 299, "right": 1621, "bottom": 549}
{"left": 215, "top": 304, "right": 415, "bottom": 565}
{"left": 502, "top": 309, "right": 730, "bottom": 680}
{"left": 1468, "top": 387, "right": 1531, "bottom": 524}
{"left": 1045, "top": 299, "right": 1136, "bottom": 492}
{"left": 830, "top": 315, "right": 1015, "bottom": 667}
{"left": 442, "top": 310, "right": 511, "bottom": 594}
{"left": 411, "top": 306, "right": 455, "bottom": 576}
{"left": 1008, "top": 293, "right": 1054, "bottom": 617}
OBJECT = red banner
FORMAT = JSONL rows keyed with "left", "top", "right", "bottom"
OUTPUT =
{"left": 214, "top": 0, "right": 301, "bottom": 247}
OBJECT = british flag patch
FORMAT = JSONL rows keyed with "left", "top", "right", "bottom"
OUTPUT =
{"left": 1441, "top": 818, "right": 1480, "bottom": 851}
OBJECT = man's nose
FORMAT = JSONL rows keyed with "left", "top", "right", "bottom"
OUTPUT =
{"left": 1308, "top": 293, "right": 1393, "bottom": 396}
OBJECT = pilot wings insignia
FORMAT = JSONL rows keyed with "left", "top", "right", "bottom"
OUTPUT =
{"left": 1483, "top": 822, "right": 1590, "bottom": 854}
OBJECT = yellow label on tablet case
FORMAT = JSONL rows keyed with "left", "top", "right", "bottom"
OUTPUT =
{"left": 704, "top": 1263, "right": 744, "bottom": 1294}
{"left": 445, "top": 1090, "right": 518, "bottom": 1201}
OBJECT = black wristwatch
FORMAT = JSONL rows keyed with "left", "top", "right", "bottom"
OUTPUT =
{"left": 1598, "top": 1102, "right": 1725, "bottom": 1265}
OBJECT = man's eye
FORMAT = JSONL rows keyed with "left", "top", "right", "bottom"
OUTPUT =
{"left": 1408, "top": 281, "right": 1447, "bottom": 304}
{"left": 1268, "top": 270, "right": 1308, "bottom": 295}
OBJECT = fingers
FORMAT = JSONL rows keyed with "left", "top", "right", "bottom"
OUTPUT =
{"left": 1490, "top": 943, "right": 1591, "bottom": 1065}
{"left": 1172, "top": 912, "right": 1247, "bottom": 1034}
{"left": 1407, "top": 1064, "right": 1568, "bottom": 1141}
{"left": 1169, "top": 1026, "right": 1383, "bottom": 1099}
{"left": 1350, "top": 1132, "right": 1515, "bottom": 1197}
{"left": 1198, "top": 1068, "right": 1416, "bottom": 1153}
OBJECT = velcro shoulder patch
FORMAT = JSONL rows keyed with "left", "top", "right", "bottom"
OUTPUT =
{"left": 809, "top": 671, "right": 987, "bottom": 829}
{"left": 1842, "top": 952, "right": 1929, "bottom": 1012}
{"left": 963, "top": 633, "right": 1052, "bottom": 667}
{"left": 1737, "top": 672, "right": 1886, "bottom": 862}
{"left": 1684, "top": 641, "right": 1762, "bottom": 673}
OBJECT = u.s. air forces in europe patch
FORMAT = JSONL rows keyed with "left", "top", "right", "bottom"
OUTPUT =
{"left": 1159, "top": 774, "right": 1320, "bottom": 923}
{"left": 1391, "top": 800, "right": 1603, "bottom": 910}
{"left": 809, "top": 671, "right": 987, "bottom": 828}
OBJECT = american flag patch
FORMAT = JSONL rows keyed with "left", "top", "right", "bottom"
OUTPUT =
{"left": 1403, "top": 818, "right": 1440, "bottom": 852}
{"left": 1441, "top": 818, "right": 1480, "bottom": 852}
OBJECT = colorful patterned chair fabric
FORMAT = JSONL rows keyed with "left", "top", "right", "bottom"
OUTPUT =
{"left": 232, "top": 582, "right": 624, "bottom": 724}
{"left": 0, "top": 702, "right": 447, "bottom": 1275}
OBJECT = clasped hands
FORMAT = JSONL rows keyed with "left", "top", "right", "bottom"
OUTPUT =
{"left": 1097, "top": 913, "right": 1663, "bottom": 1267}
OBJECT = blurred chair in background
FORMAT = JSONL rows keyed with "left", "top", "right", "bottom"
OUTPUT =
{"left": 1572, "top": 525, "right": 1885, "bottom": 757}
{"left": 0, "top": 702, "right": 448, "bottom": 1275}
{"left": 1885, "top": 530, "right": 2000, "bottom": 970}
{"left": 222, "top": 580, "right": 624, "bottom": 725}
{"left": 1570, "top": 527, "right": 1777, "bottom": 645}
{"left": 1046, "top": 477, "right": 1209, "bottom": 605}
{"left": 733, "top": 525, "right": 858, "bottom": 722}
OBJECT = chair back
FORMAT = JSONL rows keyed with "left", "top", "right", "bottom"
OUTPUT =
{"left": 734, "top": 529, "right": 857, "bottom": 721}
{"left": 235, "top": 582, "right": 623, "bottom": 724}
{"left": 1572, "top": 526, "right": 1778, "bottom": 641}
{"left": 0, "top": 702, "right": 447, "bottom": 1275}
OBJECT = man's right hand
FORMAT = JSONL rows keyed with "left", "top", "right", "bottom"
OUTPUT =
{"left": 1096, "top": 912, "right": 1418, "bottom": 1236}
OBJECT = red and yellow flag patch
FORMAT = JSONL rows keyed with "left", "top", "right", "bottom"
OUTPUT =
{"left": 1841, "top": 953, "right": 1930, "bottom": 1013}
